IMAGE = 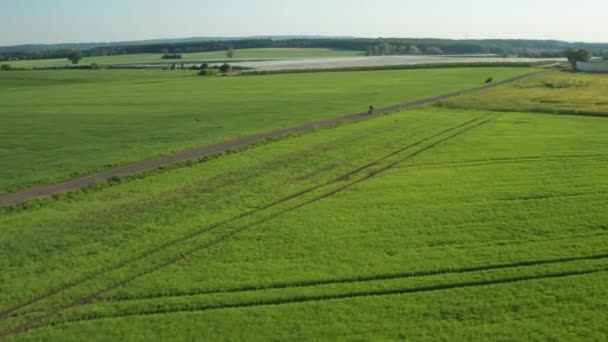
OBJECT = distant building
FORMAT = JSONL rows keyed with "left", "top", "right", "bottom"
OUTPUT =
{"left": 576, "top": 61, "right": 608, "bottom": 73}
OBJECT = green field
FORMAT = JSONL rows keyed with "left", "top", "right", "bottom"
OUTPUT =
{"left": 5, "top": 48, "right": 362, "bottom": 69}
{"left": 0, "top": 67, "right": 531, "bottom": 193}
{"left": 1, "top": 67, "right": 607, "bottom": 340}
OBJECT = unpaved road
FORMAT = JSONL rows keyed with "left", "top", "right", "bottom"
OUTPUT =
{"left": 0, "top": 71, "right": 543, "bottom": 207}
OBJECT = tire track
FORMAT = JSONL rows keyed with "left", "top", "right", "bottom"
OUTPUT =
{"left": 48, "top": 118, "right": 412, "bottom": 261}
{"left": 0, "top": 115, "right": 485, "bottom": 322}
{"left": 498, "top": 191, "right": 608, "bottom": 202}
{"left": 48, "top": 267, "right": 608, "bottom": 327}
{"left": 0, "top": 114, "right": 494, "bottom": 339}
{"left": 106, "top": 253, "right": 608, "bottom": 302}
{"left": 393, "top": 153, "right": 608, "bottom": 171}
{"left": 0, "top": 70, "right": 546, "bottom": 208}
{"left": 151, "top": 116, "right": 417, "bottom": 200}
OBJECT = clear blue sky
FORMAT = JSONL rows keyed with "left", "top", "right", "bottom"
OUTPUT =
{"left": 1, "top": 0, "right": 606, "bottom": 46}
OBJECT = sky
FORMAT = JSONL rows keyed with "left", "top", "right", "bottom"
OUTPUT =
{"left": 1, "top": 0, "right": 607, "bottom": 46}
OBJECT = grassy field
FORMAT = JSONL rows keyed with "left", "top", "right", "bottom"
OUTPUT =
{"left": 5, "top": 48, "right": 363, "bottom": 69}
{"left": 0, "top": 67, "right": 531, "bottom": 193}
{"left": 1, "top": 67, "right": 607, "bottom": 340}
{"left": 1, "top": 104, "right": 607, "bottom": 340}
{"left": 436, "top": 70, "right": 608, "bottom": 116}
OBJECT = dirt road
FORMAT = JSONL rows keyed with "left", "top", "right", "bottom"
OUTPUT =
{"left": 0, "top": 71, "right": 543, "bottom": 207}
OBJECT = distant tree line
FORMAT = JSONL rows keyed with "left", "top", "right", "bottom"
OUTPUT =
{"left": 0, "top": 48, "right": 81, "bottom": 61}
{"left": 94, "top": 38, "right": 492, "bottom": 55}
{"left": 2, "top": 38, "right": 608, "bottom": 62}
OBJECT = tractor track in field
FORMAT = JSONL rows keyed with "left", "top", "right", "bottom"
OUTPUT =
{"left": 0, "top": 113, "right": 494, "bottom": 339}
{"left": 393, "top": 153, "right": 608, "bottom": 171}
{"left": 0, "top": 114, "right": 486, "bottom": 321}
{"left": 107, "top": 253, "right": 608, "bottom": 302}
{"left": 47, "top": 266, "right": 608, "bottom": 327}
{"left": 0, "top": 70, "right": 545, "bottom": 208}
{"left": 0, "top": 122, "right": 417, "bottom": 322}
{"left": 498, "top": 191, "right": 608, "bottom": 202}
{"left": 78, "top": 119, "right": 403, "bottom": 224}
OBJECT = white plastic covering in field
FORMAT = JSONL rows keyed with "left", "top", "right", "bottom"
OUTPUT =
{"left": 577, "top": 61, "right": 608, "bottom": 73}
{"left": 232, "top": 56, "right": 563, "bottom": 71}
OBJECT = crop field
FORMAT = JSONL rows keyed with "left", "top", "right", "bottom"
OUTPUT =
{"left": 5, "top": 48, "right": 363, "bottom": 69}
{"left": 0, "top": 66, "right": 531, "bottom": 193}
{"left": 1, "top": 67, "right": 607, "bottom": 341}
{"left": 436, "top": 70, "right": 608, "bottom": 116}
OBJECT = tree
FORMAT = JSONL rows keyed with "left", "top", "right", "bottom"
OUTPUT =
{"left": 426, "top": 46, "right": 443, "bottom": 55}
{"left": 226, "top": 47, "right": 234, "bottom": 59}
{"left": 565, "top": 49, "right": 591, "bottom": 68}
{"left": 198, "top": 69, "right": 218, "bottom": 76}
{"left": 371, "top": 45, "right": 380, "bottom": 56}
{"left": 1, "top": 64, "right": 12, "bottom": 71}
{"left": 379, "top": 42, "right": 391, "bottom": 56}
{"left": 67, "top": 51, "right": 82, "bottom": 65}
{"left": 407, "top": 46, "right": 422, "bottom": 55}
{"left": 219, "top": 63, "right": 232, "bottom": 73}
